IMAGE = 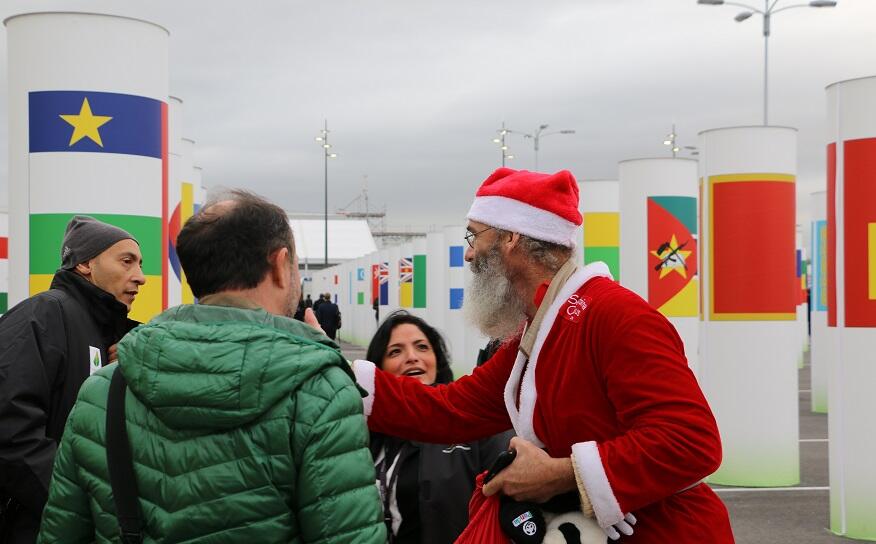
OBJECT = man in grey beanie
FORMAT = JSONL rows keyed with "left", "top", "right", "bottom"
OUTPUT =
{"left": 0, "top": 215, "right": 144, "bottom": 543}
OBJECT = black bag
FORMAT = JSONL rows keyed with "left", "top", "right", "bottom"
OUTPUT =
{"left": 106, "top": 369, "right": 145, "bottom": 544}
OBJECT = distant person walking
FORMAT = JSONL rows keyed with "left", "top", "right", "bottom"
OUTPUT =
{"left": 315, "top": 294, "right": 341, "bottom": 341}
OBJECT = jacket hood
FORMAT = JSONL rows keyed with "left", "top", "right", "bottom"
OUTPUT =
{"left": 117, "top": 303, "right": 347, "bottom": 431}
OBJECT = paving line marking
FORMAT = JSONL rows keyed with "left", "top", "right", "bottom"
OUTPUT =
{"left": 711, "top": 486, "right": 829, "bottom": 493}
{"left": 800, "top": 438, "right": 829, "bottom": 443}
{"left": 799, "top": 389, "right": 812, "bottom": 393}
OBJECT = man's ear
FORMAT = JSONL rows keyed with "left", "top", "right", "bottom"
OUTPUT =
{"left": 75, "top": 261, "right": 93, "bottom": 278}
{"left": 269, "top": 247, "right": 291, "bottom": 289}
{"left": 504, "top": 231, "right": 522, "bottom": 253}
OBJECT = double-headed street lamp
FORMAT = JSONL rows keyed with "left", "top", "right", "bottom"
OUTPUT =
{"left": 698, "top": 0, "right": 837, "bottom": 125}
{"left": 517, "top": 124, "right": 576, "bottom": 172}
{"left": 315, "top": 120, "right": 337, "bottom": 267}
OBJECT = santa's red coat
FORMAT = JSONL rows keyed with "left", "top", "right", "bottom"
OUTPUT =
{"left": 355, "top": 265, "right": 734, "bottom": 543}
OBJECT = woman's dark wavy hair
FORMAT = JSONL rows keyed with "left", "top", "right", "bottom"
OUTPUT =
{"left": 365, "top": 310, "right": 454, "bottom": 385}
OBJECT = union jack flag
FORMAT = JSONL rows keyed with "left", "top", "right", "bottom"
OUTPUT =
{"left": 400, "top": 257, "right": 413, "bottom": 283}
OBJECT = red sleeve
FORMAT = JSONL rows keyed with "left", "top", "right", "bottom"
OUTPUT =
{"left": 573, "top": 294, "right": 722, "bottom": 521}
{"left": 354, "top": 343, "right": 515, "bottom": 444}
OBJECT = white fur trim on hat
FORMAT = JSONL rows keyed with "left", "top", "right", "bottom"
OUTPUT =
{"left": 353, "top": 359, "right": 376, "bottom": 418}
{"left": 467, "top": 195, "right": 579, "bottom": 247}
{"left": 571, "top": 441, "right": 625, "bottom": 529}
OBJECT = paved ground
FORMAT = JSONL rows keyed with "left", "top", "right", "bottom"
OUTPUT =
{"left": 340, "top": 343, "right": 849, "bottom": 543}
{"left": 714, "top": 352, "right": 846, "bottom": 543}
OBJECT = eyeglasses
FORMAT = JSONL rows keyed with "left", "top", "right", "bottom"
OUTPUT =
{"left": 464, "top": 226, "right": 494, "bottom": 248}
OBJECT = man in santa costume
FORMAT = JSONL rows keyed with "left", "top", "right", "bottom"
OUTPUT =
{"left": 353, "top": 168, "right": 734, "bottom": 542}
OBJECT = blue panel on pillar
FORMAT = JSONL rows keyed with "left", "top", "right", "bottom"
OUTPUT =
{"left": 449, "top": 246, "right": 464, "bottom": 267}
{"left": 449, "top": 288, "right": 464, "bottom": 310}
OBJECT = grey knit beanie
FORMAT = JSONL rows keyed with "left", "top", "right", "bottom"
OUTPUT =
{"left": 60, "top": 215, "right": 138, "bottom": 270}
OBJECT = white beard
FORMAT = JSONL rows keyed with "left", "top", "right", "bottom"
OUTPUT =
{"left": 463, "top": 245, "right": 527, "bottom": 341}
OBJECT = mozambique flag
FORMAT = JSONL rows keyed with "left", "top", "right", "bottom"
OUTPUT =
{"left": 829, "top": 138, "right": 876, "bottom": 327}
{"left": 399, "top": 257, "right": 413, "bottom": 308}
{"left": 709, "top": 173, "right": 796, "bottom": 320}
{"left": 28, "top": 90, "right": 167, "bottom": 323}
{"left": 583, "top": 212, "right": 619, "bottom": 279}
{"left": 413, "top": 254, "right": 427, "bottom": 308}
{"left": 647, "top": 196, "right": 698, "bottom": 317}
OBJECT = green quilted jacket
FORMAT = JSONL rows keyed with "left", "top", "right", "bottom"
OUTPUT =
{"left": 37, "top": 302, "right": 385, "bottom": 544}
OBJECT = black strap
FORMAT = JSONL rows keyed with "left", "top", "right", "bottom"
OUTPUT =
{"left": 106, "top": 369, "right": 145, "bottom": 544}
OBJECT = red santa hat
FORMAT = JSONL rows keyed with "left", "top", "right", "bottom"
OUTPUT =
{"left": 466, "top": 168, "right": 582, "bottom": 248}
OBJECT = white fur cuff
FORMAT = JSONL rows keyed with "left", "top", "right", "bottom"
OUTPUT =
{"left": 352, "top": 359, "right": 376, "bottom": 417}
{"left": 571, "top": 441, "right": 624, "bottom": 528}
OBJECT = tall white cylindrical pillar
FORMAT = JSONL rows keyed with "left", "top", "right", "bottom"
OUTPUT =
{"left": 443, "top": 225, "right": 467, "bottom": 376}
{"left": 618, "top": 159, "right": 699, "bottom": 373}
{"left": 425, "top": 231, "right": 447, "bottom": 331}
{"left": 826, "top": 76, "right": 876, "bottom": 541}
{"left": 809, "top": 191, "right": 830, "bottom": 413}
{"left": 5, "top": 12, "right": 169, "bottom": 323}
{"left": 698, "top": 126, "right": 799, "bottom": 486}
{"left": 578, "top": 180, "right": 620, "bottom": 280}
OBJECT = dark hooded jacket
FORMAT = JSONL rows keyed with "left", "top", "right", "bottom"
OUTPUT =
{"left": 0, "top": 269, "right": 138, "bottom": 542}
{"left": 370, "top": 354, "right": 513, "bottom": 543}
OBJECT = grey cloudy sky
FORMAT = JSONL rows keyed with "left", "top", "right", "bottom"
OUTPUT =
{"left": 1, "top": 0, "right": 874, "bottom": 232}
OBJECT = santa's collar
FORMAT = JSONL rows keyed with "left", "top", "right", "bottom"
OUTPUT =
{"left": 503, "top": 262, "right": 612, "bottom": 447}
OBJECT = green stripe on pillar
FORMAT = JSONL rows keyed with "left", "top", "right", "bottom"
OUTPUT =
{"left": 413, "top": 254, "right": 427, "bottom": 308}
{"left": 0, "top": 292, "right": 7, "bottom": 313}
{"left": 29, "top": 213, "right": 162, "bottom": 275}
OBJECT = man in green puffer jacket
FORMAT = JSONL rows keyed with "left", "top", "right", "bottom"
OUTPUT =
{"left": 37, "top": 190, "right": 386, "bottom": 543}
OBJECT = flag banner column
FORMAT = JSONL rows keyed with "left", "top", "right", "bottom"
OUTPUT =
{"left": 411, "top": 236, "right": 428, "bottom": 318}
{"left": 578, "top": 179, "right": 620, "bottom": 280}
{"left": 396, "top": 243, "right": 412, "bottom": 310}
{"left": 698, "top": 126, "right": 800, "bottom": 488}
{"left": 0, "top": 213, "right": 8, "bottom": 314}
{"left": 795, "top": 228, "right": 809, "bottom": 369}
{"left": 826, "top": 76, "right": 876, "bottom": 540}
{"left": 443, "top": 226, "right": 468, "bottom": 376}
{"left": 6, "top": 13, "right": 169, "bottom": 323}
{"left": 425, "top": 231, "right": 447, "bottom": 332}
{"left": 809, "top": 191, "right": 831, "bottom": 414}
{"left": 618, "top": 158, "right": 699, "bottom": 374}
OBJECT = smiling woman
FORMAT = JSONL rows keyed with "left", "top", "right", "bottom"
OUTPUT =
{"left": 365, "top": 311, "right": 513, "bottom": 544}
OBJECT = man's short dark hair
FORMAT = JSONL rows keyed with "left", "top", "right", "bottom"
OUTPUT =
{"left": 177, "top": 189, "right": 295, "bottom": 298}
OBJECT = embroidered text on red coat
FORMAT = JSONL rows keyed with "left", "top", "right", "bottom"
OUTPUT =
{"left": 561, "top": 293, "right": 591, "bottom": 324}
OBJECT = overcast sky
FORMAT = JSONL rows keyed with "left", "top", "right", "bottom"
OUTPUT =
{"left": 1, "top": 0, "right": 874, "bottom": 233}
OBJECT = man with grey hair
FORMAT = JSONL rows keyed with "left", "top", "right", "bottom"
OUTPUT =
{"left": 354, "top": 168, "right": 733, "bottom": 542}
{"left": 0, "top": 216, "right": 143, "bottom": 543}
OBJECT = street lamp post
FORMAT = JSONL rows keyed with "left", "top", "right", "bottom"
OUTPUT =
{"left": 698, "top": 0, "right": 837, "bottom": 125}
{"left": 315, "top": 120, "right": 337, "bottom": 267}
{"left": 505, "top": 124, "right": 575, "bottom": 171}
{"left": 492, "top": 122, "right": 515, "bottom": 167}
{"left": 662, "top": 124, "right": 699, "bottom": 157}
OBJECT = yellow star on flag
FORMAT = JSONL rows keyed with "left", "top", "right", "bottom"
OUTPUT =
{"left": 650, "top": 234, "right": 692, "bottom": 279}
{"left": 59, "top": 97, "right": 113, "bottom": 147}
